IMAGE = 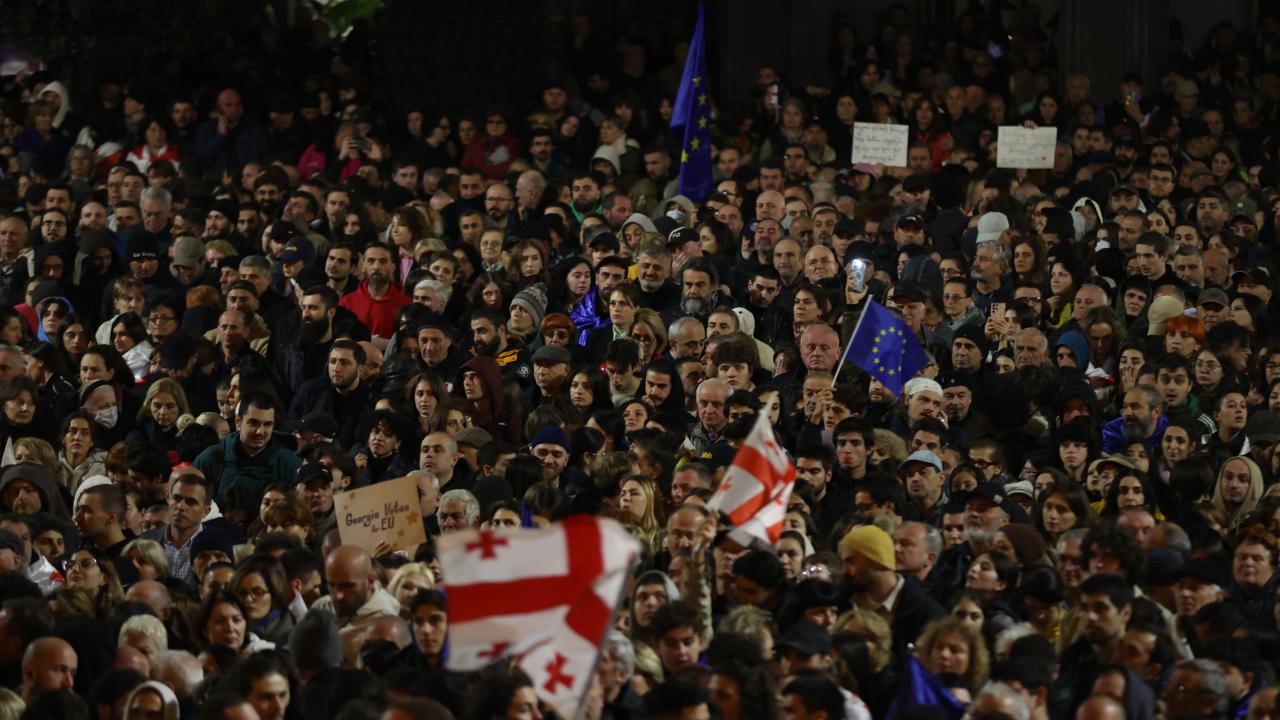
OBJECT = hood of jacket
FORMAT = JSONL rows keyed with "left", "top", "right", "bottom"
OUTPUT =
{"left": 0, "top": 463, "right": 56, "bottom": 514}
{"left": 456, "top": 355, "right": 506, "bottom": 425}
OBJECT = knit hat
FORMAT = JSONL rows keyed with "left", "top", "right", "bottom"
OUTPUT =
{"left": 511, "top": 283, "right": 548, "bottom": 328}
{"left": 0, "top": 528, "right": 23, "bottom": 559}
{"left": 838, "top": 525, "right": 895, "bottom": 571}
{"left": 903, "top": 377, "right": 943, "bottom": 399}
{"left": 1147, "top": 296, "right": 1185, "bottom": 336}
{"left": 209, "top": 197, "right": 239, "bottom": 219}
{"left": 126, "top": 231, "right": 160, "bottom": 261}
{"left": 190, "top": 525, "right": 235, "bottom": 561}
{"left": 289, "top": 609, "right": 344, "bottom": 671}
{"left": 530, "top": 425, "right": 571, "bottom": 452}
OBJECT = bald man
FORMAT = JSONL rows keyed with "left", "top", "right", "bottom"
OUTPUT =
{"left": 312, "top": 546, "right": 400, "bottom": 666}
{"left": 115, "top": 645, "right": 151, "bottom": 676}
{"left": 358, "top": 616, "right": 412, "bottom": 672}
{"left": 22, "top": 637, "right": 76, "bottom": 701}
{"left": 126, "top": 580, "right": 173, "bottom": 621}
{"left": 1074, "top": 694, "right": 1126, "bottom": 720}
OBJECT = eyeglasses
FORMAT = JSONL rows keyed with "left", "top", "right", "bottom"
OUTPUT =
{"left": 148, "top": 314, "right": 175, "bottom": 323}
{"left": 64, "top": 557, "right": 98, "bottom": 571}
{"left": 1195, "top": 361, "right": 1221, "bottom": 371}
{"left": 236, "top": 587, "right": 271, "bottom": 602}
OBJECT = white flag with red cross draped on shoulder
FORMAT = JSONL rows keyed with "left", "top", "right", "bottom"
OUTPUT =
{"left": 707, "top": 413, "right": 797, "bottom": 546}
{"left": 439, "top": 515, "right": 640, "bottom": 720}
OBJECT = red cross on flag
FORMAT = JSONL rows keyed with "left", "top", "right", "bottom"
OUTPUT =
{"left": 439, "top": 515, "right": 640, "bottom": 719}
{"left": 708, "top": 413, "right": 797, "bottom": 546}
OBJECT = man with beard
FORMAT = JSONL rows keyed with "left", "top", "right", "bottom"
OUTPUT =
{"left": 288, "top": 340, "right": 373, "bottom": 448}
{"left": 662, "top": 258, "right": 719, "bottom": 325}
{"left": 839, "top": 525, "right": 943, "bottom": 660}
{"left": 324, "top": 244, "right": 359, "bottom": 297}
{"left": 470, "top": 306, "right": 522, "bottom": 375}
{"left": 1101, "top": 385, "right": 1166, "bottom": 454}
{"left": 203, "top": 198, "right": 238, "bottom": 241}
{"left": 253, "top": 172, "right": 286, "bottom": 221}
{"left": 634, "top": 240, "right": 679, "bottom": 311}
{"left": 271, "top": 286, "right": 339, "bottom": 394}
{"left": 927, "top": 483, "right": 1017, "bottom": 606}
{"left": 417, "top": 314, "right": 469, "bottom": 381}
{"left": 569, "top": 170, "right": 604, "bottom": 222}
{"left": 1050, "top": 574, "right": 1135, "bottom": 719}
{"left": 482, "top": 182, "right": 516, "bottom": 233}
{"left": 313, "top": 545, "right": 400, "bottom": 666}
{"left": 339, "top": 242, "right": 410, "bottom": 346}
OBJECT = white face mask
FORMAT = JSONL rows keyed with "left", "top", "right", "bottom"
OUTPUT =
{"left": 94, "top": 406, "right": 119, "bottom": 429}
{"left": 666, "top": 208, "right": 688, "bottom": 224}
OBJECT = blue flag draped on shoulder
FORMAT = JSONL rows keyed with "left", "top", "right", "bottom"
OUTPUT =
{"left": 888, "top": 656, "right": 966, "bottom": 720}
{"left": 670, "top": 4, "right": 712, "bottom": 203}
{"left": 839, "top": 299, "right": 929, "bottom": 398}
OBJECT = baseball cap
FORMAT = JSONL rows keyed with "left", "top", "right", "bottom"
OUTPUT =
{"left": 531, "top": 345, "right": 572, "bottom": 366}
{"left": 588, "top": 232, "right": 620, "bottom": 252}
{"left": 834, "top": 218, "right": 864, "bottom": 237}
{"left": 171, "top": 236, "right": 205, "bottom": 268}
{"left": 902, "top": 175, "right": 930, "bottom": 193}
{"left": 1198, "top": 288, "right": 1229, "bottom": 308}
{"left": 284, "top": 411, "right": 339, "bottom": 439}
{"left": 268, "top": 220, "right": 299, "bottom": 243}
{"left": 976, "top": 212, "right": 1009, "bottom": 244}
{"left": 297, "top": 463, "right": 333, "bottom": 487}
{"left": 900, "top": 450, "right": 943, "bottom": 472}
{"left": 958, "top": 483, "right": 1019, "bottom": 517}
{"left": 895, "top": 214, "right": 924, "bottom": 230}
{"left": 850, "top": 163, "right": 879, "bottom": 177}
{"left": 279, "top": 237, "right": 316, "bottom": 265}
{"left": 126, "top": 232, "right": 160, "bottom": 261}
{"left": 1245, "top": 411, "right": 1280, "bottom": 445}
{"left": 668, "top": 226, "right": 699, "bottom": 249}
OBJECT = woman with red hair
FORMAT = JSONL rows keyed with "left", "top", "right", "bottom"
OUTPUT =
{"left": 1163, "top": 314, "right": 1206, "bottom": 358}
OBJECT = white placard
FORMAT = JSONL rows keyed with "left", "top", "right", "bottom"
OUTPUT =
{"left": 851, "top": 122, "right": 909, "bottom": 167}
{"left": 996, "top": 126, "right": 1057, "bottom": 169}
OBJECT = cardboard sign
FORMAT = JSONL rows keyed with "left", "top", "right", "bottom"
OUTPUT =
{"left": 851, "top": 122, "right": 909, "bottom": 167}
{"left": 996, "top": 126, "right": 1057, "bottom": 169}
{"left": 333, "top": 475, "right": 427, "bottom": 553}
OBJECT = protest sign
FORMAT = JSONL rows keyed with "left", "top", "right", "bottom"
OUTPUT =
{"left": 852, "top": 122, "right": 909, "bottom": 167}
{"left": 996, "top": 126, "right": 1057, "bottom": 169}
{"left": 333, "top": 475, "right": 427, "bottom": 553}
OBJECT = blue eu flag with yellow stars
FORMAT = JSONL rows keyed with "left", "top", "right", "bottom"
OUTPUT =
{"left": 840, "top": 299, "right": 929, "bottom": 398}
{"left": 670, "top": 3, "right": 712, "bottom": 203}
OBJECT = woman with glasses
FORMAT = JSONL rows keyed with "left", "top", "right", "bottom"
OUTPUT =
{"left": 629, "top": 309, "right": 668, "bottom": 365}
{"left": 229, "top": 554, "right": 296, "bottom": 645}
{"left": 63, "top": 546, "right": 124, "bottom": 618}
{"left": 143, "top": 300, "right": 180, "bottom": 347}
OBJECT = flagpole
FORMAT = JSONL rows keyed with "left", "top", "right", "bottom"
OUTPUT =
{"left": 831, "top": 298, "right": 874, "bottom": 388}
{"left": 569, "top": 547, "right": 642, "bottom": 720}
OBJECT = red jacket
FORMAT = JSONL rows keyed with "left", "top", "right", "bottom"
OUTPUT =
{"left": 339, "top": 280, "right": 410, "bottom": 339}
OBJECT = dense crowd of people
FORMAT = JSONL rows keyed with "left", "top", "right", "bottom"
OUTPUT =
{"left": 1, "top": 3, "right": 1280, "bottom": 720}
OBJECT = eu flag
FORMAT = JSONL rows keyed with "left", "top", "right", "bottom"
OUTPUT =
{"left": 670, "top": 3, "right": 712, "bottom": 203}
{"left": 887, "top": 657, "right": 966, "bottom": 720}
{"left": 840, "top": 299, "right": 929, "bottom": 398}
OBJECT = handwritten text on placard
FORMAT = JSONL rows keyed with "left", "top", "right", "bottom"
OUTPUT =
{"left": 851, "top": 123, "right": 909, "bottom": 167}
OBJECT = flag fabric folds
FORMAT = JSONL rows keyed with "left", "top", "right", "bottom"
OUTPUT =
{"left": 889, "top": 656, "right": 966, "bottom": 720}
{"left": 707, "top": 413, "right": 796, "bottom": 546}
{"left": 670, "top": 3, "right": 712, "bottom": 203}
{"left": 840, "top": 299, "right": 929, "bottom": 398}
{"left": 439, "top": 515, "right": 640, "bottom": 720}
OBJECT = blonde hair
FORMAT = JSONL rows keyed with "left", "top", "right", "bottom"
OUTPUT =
{"left": 0, "top": 687, "right": 24, "bottom": 720}
{"left": 139, "top": 378, "right": 191, "bottom": 422}
{"left": 872, "top": 428, "right": 908, "bottom": 465}
{"left": 915, "top": 615, "right": 990, "bottom": 690}
{"left": 119, "top": 614, "right": 169, "bottom": 652}
{"left": 122, "top": 538, "right": 172, "bottom": 579}
{"left": 834, "top": 607, "right": 892, "bottom": 674}
{"left": 13, "top": 438, "right": 62, "bottom": 486}
{"left": 388, "top": 562, "right": 436, "bottom": 597}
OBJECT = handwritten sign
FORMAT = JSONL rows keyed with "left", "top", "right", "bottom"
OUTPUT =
{"left": 851, "top": 123, "right": 909, "bottom": 167}
{"left": 333, "top": 475, "right": 427, "bottom": 553}
{"left": 996, "top": 126, "right": 1057, "bottom": 169}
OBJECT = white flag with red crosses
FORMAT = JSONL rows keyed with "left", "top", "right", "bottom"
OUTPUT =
{"left": 439, "top": 515, "right": 640, "bottom": 719}
{"left": 707, "top": 413, "right": 797, "bottom": 546}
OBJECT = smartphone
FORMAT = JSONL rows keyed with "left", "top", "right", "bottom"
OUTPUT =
{"left": 355, "top": 136, "right": 368, "bottom": 153}
{"left": 849, "top": 259, "right": 868, "bottom": 293}
{"left": 991, "top": 302, "right": 1006, "bottom": 318}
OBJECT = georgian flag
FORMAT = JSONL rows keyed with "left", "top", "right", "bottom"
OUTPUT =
{"left": 439, "top": 516, "right": 639, "bottom": 719}
{"left": 708, "top": 413, "right": 797, "bottom": 546}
